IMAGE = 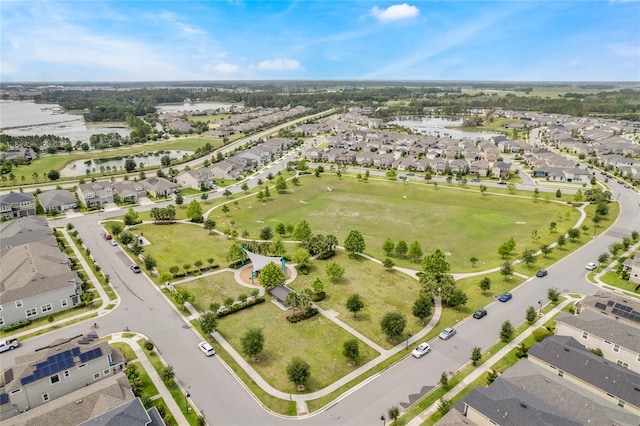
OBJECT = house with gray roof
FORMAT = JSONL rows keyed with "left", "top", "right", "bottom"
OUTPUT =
{"left": 0, "top": 192, "right": 36, "bottom": 219}
{"left": 0, "top": 237, "right": 82, "bottom": 329}
{"left": 577, "top": 290, "right": 640, "bottom": 329}
{"left": 0, "top": 216, "right": 53, "bottom": 248}
{"left": 36, "top": 189, "right": 76, "bottom": 214}
{"left": 527, "top": 335, "right": 640, "bottom": 414}
{"left": 76, "top": 182, "right": 114, "bottom": 208}
{"left": 0, "top": 333, "right": 126, "bottom": 422}
{"left": 140, "top": 176, "right": 177, "bottom": 198}
{"left": 555, "top": 310, "right": 640, "bottom": 373}
{"left": 452, "top": 340, "right": 640, "bottom": 426}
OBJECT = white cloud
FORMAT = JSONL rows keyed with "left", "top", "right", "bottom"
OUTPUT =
{"left": 257, "top": 58, "right": 302, "bottom": 71}
{"left": 204, "top": 62, "right": 239, "bottom": 73}
{"left": 607, "top": 42, "right": 640, "bottom": 57}
{"left": 370, "top": 3, "right": 419, "bottom": 23}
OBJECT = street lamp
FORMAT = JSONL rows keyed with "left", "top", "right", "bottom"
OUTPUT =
{"left": 185, "top": 392, "right": 190, "bottom": 413}
{"left": 406, "top": 332, "right": 412, "bottom": 349}
{"left": 538, "top": 300, "right": 542, "bottom": 317}
{"left": 380, "top": 414, "right": 386, "bottom": 426}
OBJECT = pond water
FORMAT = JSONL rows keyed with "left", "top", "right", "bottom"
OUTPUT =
{"left": 0, "top": 100, "right": 130, "bottom": 143}
{"left": 60, "top": 150, "right": 192, "bottom": 177}
{"left": 157, "top": 102, "right": 233, "bottom": 114}
{"left": 390, "top": 117, "right": 500, "bottom": 140}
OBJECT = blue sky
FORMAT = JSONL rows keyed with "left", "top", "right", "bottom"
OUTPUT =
{"left": 1, "top": 1, "right": 639, "bottom": 82}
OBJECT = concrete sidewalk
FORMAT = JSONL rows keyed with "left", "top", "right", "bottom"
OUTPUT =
{"left": 404, "top": 297, "right": 578, "bottom": 426}
{"left": 109, "top": 334, "right": 191, "bottom": 425}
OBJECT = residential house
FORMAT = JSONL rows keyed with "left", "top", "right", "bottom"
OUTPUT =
{"left": 373, "top": 153, "right": 395, "bottom": 169}
{"left": 576, "top": 291, "right": 640, "bottom": 329}
{"left": 555, "top": 309, "right": 640, "bottom": 373}
{"left": 0, "top": 334, "right": 126, "bottom": 421}
{"left": 0, "top": 192, "right": 37, "bottom": 219}
{"left": 112, "top": 180, "right": 146, "bottom": 203}
{"left": 469, "top": 160, "right": 490, "bottom": 177}
{"left": 36, "top": 190, "right": 77, "bottom": 214}
{"left": 491, "top": 161, "right": 511, "bottom": 179}
{"left": 76, "top": 182, "right": 114, "bottom": 208}
{"left": 140, "top": 176, "right": 177, "bottom": 198}
{"left": 0, "top": 238, "right": 82, "bottom": 329}
{"left": 448, "top": 159, "right": 469, "bottom": 175}
{"left": 355, "top": 152, "right": 375, "bottom": 167}
{"left": 0, "top": 216, "right": 53, "bottom": 248}
{"left": 176, "top": 168, "right": 214, "bottom": 190}
{"left": 622, "top": 255, "right": 640, "bottom": 284}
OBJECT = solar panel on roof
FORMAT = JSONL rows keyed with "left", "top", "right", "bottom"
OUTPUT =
{"left": 607, "top": 300, "right": 615, "bottom": 306}
{"left": 595, "top": 302, "right": 607, "bottom": 310}
{"left": 0, "top": 393, "right": 8, "bottom": 405}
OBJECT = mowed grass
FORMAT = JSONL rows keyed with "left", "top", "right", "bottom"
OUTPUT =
{"left": 289, "top": 251, "right": 423, "bottom": 349}
{"left": 178, "top": 271, "right": 250, "bottom": 312}
{"left": 216, "top": 300, "right": 380, "bottom": 393}
{"left": 216, "top": 174, "right": 577, "bottom": 271}
{"left": 129, "top": 223, "right": 233, "bottom": 276}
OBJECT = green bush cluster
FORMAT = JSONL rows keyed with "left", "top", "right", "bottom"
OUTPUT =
{"left": 287, "top": 308, "right": 319, "bottom": 323}
{"left": 216, "top": 297, "right": 265, "bottom": 318}
{"left": 2, "top": 320, "right": 32, "bottom": 333}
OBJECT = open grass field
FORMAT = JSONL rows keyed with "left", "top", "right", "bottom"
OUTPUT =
{"left": 215, "top": 174, "right": 579, "bottom": 271}
{"left": 216, "top": 300, "right": 380, "bottom": 393}
{"left": 178, "top": 271, "right": 249, "bottom": 312}
{"left": 129, "top": 223, "right": 233, "bottom": 277}
{"left": 288, "top": 251, "right": 423, "bottom": 349}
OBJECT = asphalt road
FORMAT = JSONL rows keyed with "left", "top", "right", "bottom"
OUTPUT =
{"left": 2, "top": 149, "right": 638, "bottom": 426}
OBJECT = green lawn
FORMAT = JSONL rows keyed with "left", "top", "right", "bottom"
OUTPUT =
{"left": 289, "top": 251, "right": 423, "bottom": 349}
{"left": 600, "top": 271, "right": 640, "bottom": 294}
{"left": 128, "top": 223, "right": 233, "bottom": 277}
{"left": 178, "top": 272, "right": 249, "bottom": 312}
{"left": 215, "top": 174, "right": 577, "bottom": 272}
{"left": 216, "top": 300, "right": 380, "bottom": 393}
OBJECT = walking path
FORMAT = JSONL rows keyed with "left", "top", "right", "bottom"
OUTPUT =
{"left": 109, "top": 333, "right": 191, "bottom": 425}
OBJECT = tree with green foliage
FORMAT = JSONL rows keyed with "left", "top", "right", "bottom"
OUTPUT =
{"left": 275, "top": 222, "right": 286, "bottom": 237}
{"left": 556, "top": 234, "right": 566, "bottom": 248}
{"left": 292, "top": 248, "right": 311, "bottom": 273}
{"left": 498, "top": 237, "right": 516, "bottom": 259}
{"left": 326, "top": 262, "right": 345, "bottom": 283}
{"left": 407, "top": 241, "right": 423, "bottom": 262}
{"left": 346, "top": 294, "right": 365, "bottom": 318}
{"left": 259, "top": 262, "right": 285, "bottom": 289}
{"left": 540, "top": 243, "right": 551, "bottom": 258}
{"left": 344, "top": 229, "right": 366, "bottom": 257}
{"left": 312, "top": 278, "right": 324, "bottom": 295}
{"left": 276, "top": 176, "right": 288, "bottom": 193}
{"left": 421, "top": 248, "right": 450, "bottom": 280}
{"left": 526, "top": 306, "right": 537, "bottom": 323}
{"left": 269, "top": 238, "right": 287, "bottom": 257}
{"left": 380, "top": 312, "right": 406, "bottom": 341}
{"left": 437, "top": 398, "right": 452, "bottom": 416}
{"left": 200, "top": 311, "right": 218, "bottom": 335}
{"left": 388, "top": 406, "right": 400, "bottom": 422}
{"left": 260, "top": 226, "right": 273, "bottom": 241}
{"left": 226, "top": 243, "right": 245, "bottom": 265}
{"left": 204, "top": 219, "right": 216, "bottom": 234}
{"left": 469, "top": 256, "right": 478, "bottom": 267}
{"left": 487, "top": 369, "right": 499, "bottom": 385}
{"left": 343, "top": 339, "right": 359, "bottom": 365}
{"left": 567, "top": 227, "right": 581, "bottom": 241}
{"left": 47, "top": 169, "right": 61, "bottom": 181}
{"left": 382, "top": 238, "right": 395, "bottom": 256}
{"left": 479, "top": 276, "right": 491, "bottom": 292}
{"left": 241, "top": 328, "right": 264, "bottom": 362}
{"left": 241, "top": 182, "right": 249, "bottom": 192}
{"left": 439, "top": 371, "right": 449, "bottom": 389}
{"left": 143, "top": 254, "right": 157, "bottom": 271}
{"left": 161, "top": 365, "right": 175, "bottom": 384}
{"left": 598, "top": 252, "right": 610, "bottom": 265}
{"left": 521, "top": 249, "right": 537, "bottom": 268}
{"left": 555, "top": 189, "right": 562, "bottom": 198}
{"left": 124, "top": 208, "right": 139, "bottom": 226}
{"left": 175, "top": 193, "right": 184, "bottom": 208}
{"left": 500, "top": 320, "right": 514, "bottom": 342}
{"left": 383, "top": 257, "right": 395, "bottom": 269}
{"left": 293, "top": 219, "right": 312, "bottom": 242}
{"left": 395, "top": 240, "right": 408, "bottom": 258}
{"left": 471, "top": 346, "right": 482, "bottom": 366}
{"left": 500, "top": 262, "right": 513, "bottom": 281}
{"left": 186, "top": 200, "right": 203, "bottom": 222}
{"left": 412, "top": 296, "right": 432, "bottom": 324}
{"left": 547, "top": 287, "right": 560, "bottom": 302}
{"left": 286, "top": 357, "right": 311, "bottom": 389}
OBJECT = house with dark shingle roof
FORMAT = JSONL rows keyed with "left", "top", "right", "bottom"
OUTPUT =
{"left": 0, "top": 192, "right": 36, "bottom": 219}
{"left": 36, "top": 189, "right": 77, "bottom": 213}
{"left": 0, "top": 334, "right": 126, "bottom": 422}
{"left": 555, "top": 310, "right": 640, "bottom": 374}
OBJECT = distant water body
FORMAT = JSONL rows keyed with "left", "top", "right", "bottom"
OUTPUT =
{"left": 0, "top": 100, "right": 129, "bottom": 143}
{"left": 391, "top": 117, "right": 500, "bottom": 140}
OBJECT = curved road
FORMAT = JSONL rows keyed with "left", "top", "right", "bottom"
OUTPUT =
{"left": 2, "top": 150, "right": 638, "bottom": 426}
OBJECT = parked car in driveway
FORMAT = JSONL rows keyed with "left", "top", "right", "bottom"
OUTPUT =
{"left": 130, "top": 264, "right": 141, "bottom": 273}
{"left": 439, "top": 327, "right": 456, "bottom": 340}
{"left": 411, "top": 342, "right": 431, "bottom": 358}
{"left": 198, "top": 342, "right": 215, "bottom": 356}
{"left": 585, "top": 262, "right": 598, "bottom": 271}
{"left": 535, "top": 270, "right": 548, "bottom": 277}
{"left": 473, "top": 308, "right": 487, "bottom": 319}
{"left": 498, "top": 292, "right": 513, "bottom": 302}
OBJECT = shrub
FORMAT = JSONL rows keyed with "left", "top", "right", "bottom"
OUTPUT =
{"left": 2, "top": 320, "right": 32, "bottom": 332}
{"left": 287, "top": 308, "right": 319, "bottom": 323}
{"left": 216, "top": 297, "right": 265, "bottom": 318}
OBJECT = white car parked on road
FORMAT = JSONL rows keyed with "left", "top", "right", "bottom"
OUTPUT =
{"left": 198, "top": 342, "right": 215, "bottom": 356}
{"left": 411, "top": 342, "right": 431, "bottom": 358}
{"left": 585, "top": 262, "right": 598, "bottom": 271}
